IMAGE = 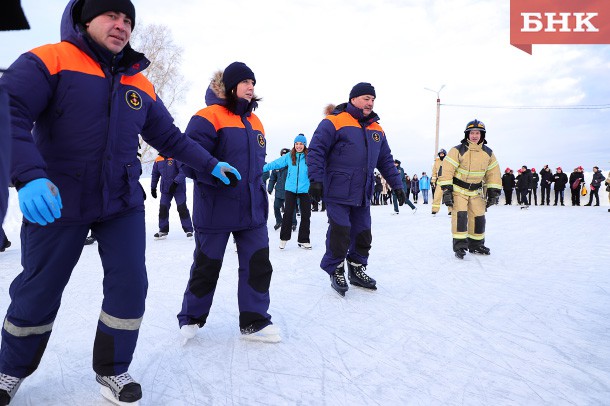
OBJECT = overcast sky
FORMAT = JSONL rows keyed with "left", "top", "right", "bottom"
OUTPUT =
{"left": 2, "top": 0, "right": 609, "bottom": 174}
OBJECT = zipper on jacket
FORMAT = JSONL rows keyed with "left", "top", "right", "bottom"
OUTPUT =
{"left": 295, "top": 153, "right": 300, "bottom": 193}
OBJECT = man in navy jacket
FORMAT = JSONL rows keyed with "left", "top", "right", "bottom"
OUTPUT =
{"left": 0, "top": 0, "right": 239, "bottom": 403}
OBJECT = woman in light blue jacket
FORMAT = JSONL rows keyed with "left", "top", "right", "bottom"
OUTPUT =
{"left": 263, "top": 134, "right": 311, "bottom": 249}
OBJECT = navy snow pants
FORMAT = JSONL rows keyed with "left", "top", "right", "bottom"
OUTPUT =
{"left": 0, "top": 211, "right": 147, "bottom": 378}
{"left": 177, "top": 225, "right": 273, "bottom": 331}
{"left": 320, "top": 202, "right": 372, "bottom": 275}
{"left": 158, "top": 185, "right": 193, "bottom": 233}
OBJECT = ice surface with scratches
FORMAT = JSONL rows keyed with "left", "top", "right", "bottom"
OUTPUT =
{"left": 0, "top": 180, "right": 608, "bottom": 405}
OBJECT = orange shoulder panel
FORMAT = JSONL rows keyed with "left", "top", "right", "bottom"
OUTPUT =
{"left": 195, "top": 105, "right": 246, "bottom": 132}
{"left": 30, "top": 41, "right": 104, "bottom": 78}
{"left": 327, "top": 112, "right": 359, "bottom": 131}
{"left": 368, "top": 122, "right": 384, "bottom": 132}
{"left": 154, "top": 156, "right": 165, "bottom": 162}
{"left": 248, "top": 113, "right": 265, "bottom": 134}
{"left": 120, "top": 74, "right": 156, "bottom": 101}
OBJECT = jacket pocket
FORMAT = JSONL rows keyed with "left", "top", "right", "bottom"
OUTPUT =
{"left": 46, "top": 161, "right": 86, "bottom": 220}
{"left": 326, "top": 171, "right": 352, "bottom": 199}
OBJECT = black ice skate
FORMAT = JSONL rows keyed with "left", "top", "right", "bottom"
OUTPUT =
{"left": 154, "top": 231, "right": 168, "bottom": 240}
{"left": 469, "top": 245, "right": 491, "bottom": 255}
{"left": 330, "top": 263, "right": 349, "bottom": 297}
{"left": 347, "top": 261, "right": 377, "bottom": 290}
{"left": 455, "top": 248, "right": 467, "bottom": 259}
{"left": 96, "top": 372, "right": 142, "bottom": 405}
{"left": 0, "top": 373, "right": 23, "bottom": 405}
{"left": 84, "top": 236, "right": 96, "bottom": 245}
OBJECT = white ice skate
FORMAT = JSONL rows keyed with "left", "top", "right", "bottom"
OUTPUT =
{"left": 297, "top": 242, "right": 312, "bottom": 250}
{"left": 180, "top": 324, "right": 198, "bottom": 346}
{"left": 279, "top": 240, "right": 287, "bottom": 249}
{"left": 241, "top": 324, "right": 281, "bottom": 343}
{"left": 96, "top": 372, "right": 141, "bottom": 405}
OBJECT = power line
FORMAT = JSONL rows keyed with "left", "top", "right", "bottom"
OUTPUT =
{"left": 441, "top": 103, "right": 610, "bottom": 110}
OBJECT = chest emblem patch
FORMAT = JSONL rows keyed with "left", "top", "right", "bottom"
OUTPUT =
{"left": 372, "top": 132, "right": 381, "bottom": 142}
{"left": 257, "top": 133, "right": 266, "bottom": 147}
{"left": 125, "top": 90, "right": 142, "bottom": 110}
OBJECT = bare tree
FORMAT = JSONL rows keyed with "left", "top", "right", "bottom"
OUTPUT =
{"left": 130, "top": 23, "right": 189, "bottom": 168}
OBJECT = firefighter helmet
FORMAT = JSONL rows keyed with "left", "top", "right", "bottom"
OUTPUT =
{"left": 438, "top": 148, "right": 447, "bottom": 157}
{"left": 464, "top": 119, "right": 486, "bottom": 136}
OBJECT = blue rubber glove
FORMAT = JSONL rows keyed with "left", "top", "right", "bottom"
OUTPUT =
{"left": 18, "top": 178, "right": 63, "bottom": 225}
{"left": 211, "top": 162, "right": 241, "bottom": 185}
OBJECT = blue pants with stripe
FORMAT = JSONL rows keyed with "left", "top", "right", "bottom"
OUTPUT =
{"left": 0, "top": 210, "right": 147, "bottom": 378}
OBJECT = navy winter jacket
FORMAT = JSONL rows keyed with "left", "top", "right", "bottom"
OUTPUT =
{"left": 307, "top": 103, "right": 402, "bottom": 206}
{"left": 0, "top": 0, "right": 215, "bottom": 224}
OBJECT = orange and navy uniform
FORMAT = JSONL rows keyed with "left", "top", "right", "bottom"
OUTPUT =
{"left": 184, "top": 87, "right": 268, "bottom": 233}
{"left": 1, "top": 0, "right": 215, "bottom": 224}
{"left": 307, "top": 102, "right": 402, "bottom": 206}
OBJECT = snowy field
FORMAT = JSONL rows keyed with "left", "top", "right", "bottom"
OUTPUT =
{"left": 0, "top": 179, "right": 609, "bottom": 405}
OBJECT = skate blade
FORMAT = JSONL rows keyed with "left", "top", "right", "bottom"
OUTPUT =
{"left": 349, "top": 281, "right": 378, "bottom": 291}
{"left": 297, "top": 245, "right": 312, "bottom": 250}
{"left": 100, "top": 386, "right": 140, "bottom": 406}
{"left": 154, "top": 236, "right": 167, "bottom": 240}
{"left": 241, "top": 333, "right": 281, "bottom": 343}
{"left": 331, "top": 286, "right": 347, "bottom": 297}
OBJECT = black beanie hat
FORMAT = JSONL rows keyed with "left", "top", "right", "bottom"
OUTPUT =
{"left": 81, "top": 0, "right": 136, "bottom": 29}
{"left": 222, "top": 62, "right": 256, "bottom": 92}
{"left": 349, "top": 82, "right": 376, "bottom": 100}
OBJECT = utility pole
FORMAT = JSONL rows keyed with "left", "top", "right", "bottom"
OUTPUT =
{"left": 424, "top": 85, "right": 445, "bottom": 159}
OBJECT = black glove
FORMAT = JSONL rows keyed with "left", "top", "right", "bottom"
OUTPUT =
{"left": 395, "top": 189, "right": 406, "bottom": 206}
{"left": 309, "top": 182, "right": 323, "bottom": 201}
{"left": 151, "top": 189, "right": 157, "bottom": 199}
{"left": 442, "top": 186, "right": 454, "bottom": 207}
{"left": 168, "top": 182, "right": 178, "bottom": 194}
{"left": 486, "top": 188, "right": 500, "bottom": 208}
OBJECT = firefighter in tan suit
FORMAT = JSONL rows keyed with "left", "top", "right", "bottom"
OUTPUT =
{"left": 438, "top": 119, "right": 502, "bottom": 259}
{"left": 431, "top": 148, "right": 451, "bottom": 215}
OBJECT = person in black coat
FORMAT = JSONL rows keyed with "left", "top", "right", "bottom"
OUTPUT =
{"left": 568, "top": 166, "right": 585, "bottom": 206}
{"left": 516, "top": 165, "right": 533, "bottom": 206}
{"left": 529, "top": 168, "right": 540, "bottom": 205}
{"left": 584, "top": 166, "right": 606, "bottom": 206}
{"left": 551, "top": 167, "right": 568, "bottom": 205}
{"left": 539, "top": 165, "right": 553, "bottom": 205}
{"left": 501, "top": 168, "right": 515, "bottom": 205}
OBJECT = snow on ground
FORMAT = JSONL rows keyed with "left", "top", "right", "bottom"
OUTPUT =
{"left": 1, "top": 180, "right": 609, "bottom": 405}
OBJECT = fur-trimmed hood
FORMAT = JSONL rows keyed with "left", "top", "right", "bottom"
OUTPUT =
{"left": 204, "top": 70, "right": 259, "bottom": 114}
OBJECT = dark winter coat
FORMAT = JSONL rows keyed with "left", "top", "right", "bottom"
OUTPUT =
{"left": 539, "top": 168, "right": 553, "bottom": 188}
{"left": 183, "top": 74, "right": 267, "bottom": 233}
{"left": 590, "top": 171, "right": 606, "bottom": 190}
{"left": 551, "top": 172, "right": 568, "bottom": 190}
{"left": 411, "top": 178, "right": 420, "bottom": 194}
{"left": 374, "top": 174, "right": 383, "bottom": 192}
{"left": 151, "top": 157, "right": 187, "bottom": 194}
{"left": 396, "top": 165, "right": 407, "bottom": 190}
{"left": 568, "top": 171, "right": 585, "bottom": 190}
{"left": 531, "top": 172, "right": 539, "bottom": 188}
{"left": 502, "top": 173, "right": 515, "bottom": 189}
{"left": 268, "top": 166, "right": 289, "bottom": 199}
{"left": 516, "top": 170, "right": 532, "bottom": 191}
{"left": 0, "top": 0, "right": 214, "bottom": 224}
{"left": 307, "top": 102, "right": 402, "bottom": 206}
{"left": 0, "top": 89, "right": 8, "bottom": 224}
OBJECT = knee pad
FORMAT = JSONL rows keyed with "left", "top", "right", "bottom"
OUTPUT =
{"left": 177, "top": 203, "right": 190, "bottom": 219}
{"left": 354, "top": 228, "right": 372, "bottom": 257}
{"left": 248, "top": 247, "right": 273, "bottom": 293}
{"left": 329, "top": 220, "right": 350, "bottom": 258}
{"left": 159, "top": 204, "right": 169, "bottom": 220}
{"left": 474, "top": 215, "right": 486, "bottom": 234}
{"left": 457, "top": 211, "right": 468, "bottom": 232}
{"left": 189, "top": 248, "right": 222, "bottom": 298}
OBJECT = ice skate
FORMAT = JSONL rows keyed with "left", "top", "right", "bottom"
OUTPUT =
{"left": 84, "top": 236, "right": 96, "bottom": 246}
{"left": 292, "top": 224, "right": 297, "bottom": 231}
{"left": 298, "top": 242, "right": 312, "bottom": 250}
{"left": 180, "top": 324, "right": 199, "bottom": 345}
{"left": 520, "top": 205, "right": 529, "bottom": 210}
{"left": 96, "top": 372, "right": 141, "bottom": 405}
{"left": 330, "top": 264, "right": 349, "bottom": 297}
{"left": 279, "top": 240, "right": 287, "bottom": 249}
{"left": 455, "top": 248, "right": 467, "bottom": 259}
{"left": 273, "top": 222, "right": 281, "bottom": 231}
{"left": 347, "top": 261, "right": 377, "bottom": 290}
{"left": 185, "top": 232, "right": 193, "bottom": 239}
{"left": 392, "top": 211, "right": 399, "bottom": 215}
{"left": 0, "top": 373, "right": 23, "bottom": 405}
{"left": 154, "top": 231, "right": 168, "bottom": 240}
{"left": 241, "top": 324, "right": 281, "bottom": 343}
{"left": 469, "top": 245, "right": 491, "bottom": 255}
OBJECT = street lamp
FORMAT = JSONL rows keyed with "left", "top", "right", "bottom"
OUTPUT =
{"left": 424, "top": 85, "right": 445, "bottom": 159}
